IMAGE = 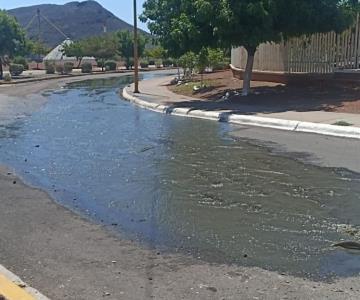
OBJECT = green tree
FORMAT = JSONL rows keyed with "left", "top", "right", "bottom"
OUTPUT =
{"left": 26, "top": 40, "right": 50, "bottom": 69}
{"left": 142, "top": 0, "right": 357, "bottom": 95}
{"left": 116, "top": 30, "right": 147, "bottom": 69}
{"left": 207, "top": 48, "right": 226, "bottom": 71}
{"left": 178, "top": 51, "right": 197, "bottom": 78}
{"left": 218, "top": 0, "right": 357, "bottom": 95}
{"left": 144, "top": 46, "right": 166, "bottom": 60}
{"left": 0, "top": 10, "right": 26, "bottom": 79}
{"left": 82, "top": 35, "right": 117, "bottom": 71}
{"left": 141, "top": 0, "right": 221, "bottom": 57}
{"left": 62, "top": 41, "right": 85, "bottom": 68}
{"left": 26, "top": 40, "right": 49, "bottom": 57}
{"left": 196, "top": 48, "right": 209, "bottom": 85}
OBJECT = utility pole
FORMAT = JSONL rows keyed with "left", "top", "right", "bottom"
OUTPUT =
{"left": 133, "top": 0, "right": 140, "bottom": 93}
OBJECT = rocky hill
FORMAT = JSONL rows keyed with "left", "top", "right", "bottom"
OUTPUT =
{"left": 8, "top": 1, "right": 144, "bottom": 47}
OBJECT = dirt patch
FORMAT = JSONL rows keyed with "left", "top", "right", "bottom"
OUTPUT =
{"left": 168, "top": 70, "right": 360, "bottom": 114}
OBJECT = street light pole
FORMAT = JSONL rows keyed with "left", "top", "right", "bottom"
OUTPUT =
{"left": 133, "top": 0, "right": 140, "bottom": 93}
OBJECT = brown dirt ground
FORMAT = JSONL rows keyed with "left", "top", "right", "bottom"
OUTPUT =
{"left": 169, "top": 70, "right": 360, "bottom": 114}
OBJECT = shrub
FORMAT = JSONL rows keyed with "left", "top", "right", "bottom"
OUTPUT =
{"left": 81, "top": 62, "right": 93, "bottom": 73}
{"left": 148, "top": 59, "right": 155, "bottom": 65}
{"left": 172, "top": 59, "right": 179, "bottom": 67}
{"left": 155, "top": 59, "right": 162, "bottom": 68}
{"left": 97, "top": 60, "right": 104, "bottom": 68}
{"left": 104, "top": 60, "right": 117, "bottom": 71}
{"left": 125, "top": 58, "right": 134, "bottom": 70}
{"left": 9, "top": 64, "right": 24, "bottom": 76}
{"left": 333, "top": 120, "right": 353, "bottom": 126}
{"left": 140, "top": 60, "right": 149, "bottom": 68}
{"left": 55, "top": 64, "right": 64, "bottom": 74}
{"left": 13, "top": 56, "right": 28, "bottom": 70}
{"left": 45, "top": 62, "right": 55, "bottom": 74}
{"left": 196, "top": 48, "right": 209, "bottom": 74}
{"left": 207, "top": 48, "right": 230, "bottom": 71}
{"left": 64, "top": 62, "right": 74, "bottom": 74}
{"left": 163, "top": 58, "right": 173, "bottom": 67}
{"left": 3, "top": 73, "right": 12, "bottom": 82}
{"left": 178, "top": 51, "right": 197, "bottom": 78}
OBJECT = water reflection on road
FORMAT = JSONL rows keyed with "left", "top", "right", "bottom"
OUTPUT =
{"left": 1, "top": 73, "right": 360, "bottom": 280}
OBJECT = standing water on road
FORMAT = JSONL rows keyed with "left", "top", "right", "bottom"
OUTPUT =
{"left": 1, "top": 73, "right": 360, "bottom": 280}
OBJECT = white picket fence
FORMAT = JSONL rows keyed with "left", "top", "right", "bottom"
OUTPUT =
{"left": 231, "top": 15, "right": 360, "bottom": 74}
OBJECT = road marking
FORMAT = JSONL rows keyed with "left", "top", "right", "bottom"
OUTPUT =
{"left": 0, "top": 265, "right": 49, "bottom": 300}
{"left": 0, "top": 273, "right": 36, "bottom": 300}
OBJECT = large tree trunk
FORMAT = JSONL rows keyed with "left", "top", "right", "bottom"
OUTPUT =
{"left": 0, "top": 60, "right": 3, "bottom": 80}
{"left": 242, "top": 47, "right": 256, "bottom": 96}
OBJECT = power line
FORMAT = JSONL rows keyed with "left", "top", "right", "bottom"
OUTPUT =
{"left": 25, "top": 13, "right": 37, "bottom": 30}
{"left": 39, "top": 11, "right": 68, "bottom": 39}
{"left": 24, "top": 9, "right": 69, "bottom": 41}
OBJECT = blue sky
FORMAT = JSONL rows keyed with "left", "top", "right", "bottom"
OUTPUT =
{"left": 1, "top": 0, "right": 148, "bottom": 31}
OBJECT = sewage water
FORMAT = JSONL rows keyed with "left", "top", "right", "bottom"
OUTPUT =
{"left": 1, "top": 73, "right": 360, "bottom": 280}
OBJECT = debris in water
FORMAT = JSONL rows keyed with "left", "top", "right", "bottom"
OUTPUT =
{"left": 333, "top": 241, "right": 360, "bottom": 250}
{"left": 211, "top": 182, "right": 223, "bottom": 188}
{"left": 140, "top": 146, "right": 155, "bottom": 153}
{"left": 206, "top": 286, "right": 217, "bottom": 292}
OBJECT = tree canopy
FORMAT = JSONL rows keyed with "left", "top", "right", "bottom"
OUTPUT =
{"left": 141, "top": 0, "right": 221, "bottom": 57}
{"left": 62, "top": 41, "right": 85, "bottom": 67}
{"left": 217, "top": 0, "right": 356, "bottom": 51}
{"left": 82, "top": 35, "right": 118, "bottom": 71}
{"left": 62, "top": 30, "right": 147, "bottom": 70}
{"left": 116, "top": 30, "right": 147, "bottom": 69}
{"left": 63, "top": 35, "right": 117, "bottom": 71}
{"left": 142, "top": 0, "right": 358, "bottom": 95}
{"left": 0, "top": 10, "right": 26, "bottom": 79}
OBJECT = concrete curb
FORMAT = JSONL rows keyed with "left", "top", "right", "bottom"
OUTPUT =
{"left": 0, "top": 68, "right": 176, "bottom": 86}
{"left": 122, "top": 86, "right": 360, "bottom": 140}
{"left": 0, "top": 264, "right": 50, "bottom": 300}
{"left": 0, "top": 70, "right": 133, "bottom": 86}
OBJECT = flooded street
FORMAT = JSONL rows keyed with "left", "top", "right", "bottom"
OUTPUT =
{"left": 1, "top": 74, "right": 360, "bottom": 280}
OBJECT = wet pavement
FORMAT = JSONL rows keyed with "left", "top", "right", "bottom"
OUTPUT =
{"left": 0, "top": 74, "right": 360, "bottom": 281}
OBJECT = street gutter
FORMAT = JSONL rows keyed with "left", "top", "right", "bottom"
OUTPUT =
{"left": 122, "top": 86, "right": 360, "bottom": 140}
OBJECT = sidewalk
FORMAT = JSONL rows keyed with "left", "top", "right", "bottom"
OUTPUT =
{"left": 123, "top": 76, "right": 360, "bottom": 139}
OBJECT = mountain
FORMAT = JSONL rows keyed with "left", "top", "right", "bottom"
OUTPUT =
{"left": 7, "top": 1, "right": 145, "bottom": 48}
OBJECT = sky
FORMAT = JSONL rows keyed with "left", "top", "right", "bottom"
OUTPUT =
{"left": 0, "top": 0, "right": 148, "bottom": 31}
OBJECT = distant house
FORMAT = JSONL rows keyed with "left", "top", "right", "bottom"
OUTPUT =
{"left": 231, "top": 16, "right": 360, "bottom": 83}
{"left": 43, "top": 39, "right": 96, "bottom": 66}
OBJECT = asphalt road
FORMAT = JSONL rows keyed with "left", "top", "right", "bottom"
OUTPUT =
{"left": 230, "top": 125, "right": 360, "bottom": 173}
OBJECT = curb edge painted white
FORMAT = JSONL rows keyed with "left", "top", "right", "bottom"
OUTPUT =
{"left": 0, "top": 264, "right": 50, "bottom": 300}
{"left": 122, "top": 87, "right": 360, "bottom": 140}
